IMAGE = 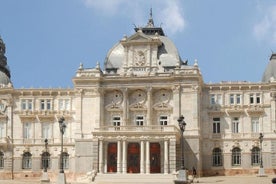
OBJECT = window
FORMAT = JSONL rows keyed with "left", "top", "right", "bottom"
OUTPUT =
{"left": 251, "top": 147, "right": 260, "bottom": 166}
{"left": 213, "top": 117, "right": 220, "bottom": 133}
{"left": 112, "top": 116, "right": 121, "bottom": 130}
{"left": 60, "top": 152, "right": 69, "bottom": 169}
{"left": 232, "top": 117, "right": 239, "bottom": 133}
{"left": 21, "top": 99, "right": 33, "bottom": 110}
{"left": 136, "top": 115, "right": 144, "bottom": 126}
{"left": 160, "top": 115, "right": 168, "bottom": 125}
{"left": 0, "top": 151, "right": 3, "bottom": 169}
{"left": 0, "top": 122, "right": 4, "bottom": 138}
{"left": 23, "top": 123, "right": 32, "bottom": 139}
{"left": 236, "top": 94, "right": 241, "bottom": 104}
{"left": 232, "top": 147, "right": 241, "bottom": 166}
{"left": 40, "top": 99, "right": 51, "bottom": 110}
{"left": 230, "top": 94, "right": 234, "bottom": 104}
{"left": 42, "top": 123, "right": 51, "bottom": 139}
{"left": 212, "top": 148, "right": 222, "bottom": 166}
{"left": 58, "top": 99, "right": 70, "bottom": 111}
{"left": 250, "top": 93, "right": 261, "bottom": 104}
{"left": 41, "top": 152, "right": 50, "bottom": 169}
{"left": 256, "top": 93, "right": 261, "bottom": 104}
{"left": 251, "top": 117, "right": 259, "bottom": 133}
{"left": 229, "top": 94, "right": 241, "bottom": 105}
{"left": 22, "top": 152, "right": 32, "bottom": 169}
{"left": 210, "top": 94, "right": 222, "bottom": 105}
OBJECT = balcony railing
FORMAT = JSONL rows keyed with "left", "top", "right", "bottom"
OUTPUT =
{"left": 94, "top": 125, "right": 178, "bottom": 133}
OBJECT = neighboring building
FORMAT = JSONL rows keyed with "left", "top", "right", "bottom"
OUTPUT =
{"left": 1, "top": 13, "right": 276, "bottom": 181}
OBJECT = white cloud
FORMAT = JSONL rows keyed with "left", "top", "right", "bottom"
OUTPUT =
{"left": 83, "top": 0, "right": 186, "bottom": 35}
{"left": 254, "top": 5, "right": 276, "bottom": 43}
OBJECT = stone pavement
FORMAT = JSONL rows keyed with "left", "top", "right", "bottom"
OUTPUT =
{"left": 0, "top": 175, "right": 276, "bottom": 184}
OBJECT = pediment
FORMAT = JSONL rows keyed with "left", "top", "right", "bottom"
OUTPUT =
{"left": 127, "top": 32, "right": 151, "bottom": 42}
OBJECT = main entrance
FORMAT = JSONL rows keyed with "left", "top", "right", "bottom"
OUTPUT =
{"left": 127, "top": 143, "right": 140, "bottom": 173}
{"left": 107, "top": 143, "right": 117, "bottom": 173}
{"left": 150, "top": 143, "right": 161, "bottom": 173}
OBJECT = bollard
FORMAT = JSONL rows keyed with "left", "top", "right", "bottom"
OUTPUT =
{"left": 272, "top": 177, "right": 276, "bottom": 184}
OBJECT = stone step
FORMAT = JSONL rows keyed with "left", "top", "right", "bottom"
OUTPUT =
{"left": 94, "top": 173, "right": 175, "bottom": 184}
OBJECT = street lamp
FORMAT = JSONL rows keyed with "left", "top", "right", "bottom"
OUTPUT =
{"left": 258, "top": 133, "right": 265, "bottom": 177}
{"left": 58, "top": 117, "right": 67, "bottom": 184}
{"left": 174, "top": 115, "right": 188, "bottom": 184}
{"left": 41, "top": 138, "right": 50, "bottom": 182}
{"left": 178, "top": 115, "right": 186, "bottom": 170}
{"left": 44, "top": 138, "right": 48, "bottom": 172}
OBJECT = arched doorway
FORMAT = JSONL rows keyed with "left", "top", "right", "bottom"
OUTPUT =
{"left": 150, "top": 143, "right": 161, "bottom": 173}
{"left": 107, "top": 143, "right": 117, "bottom": 173}
{"left": 127, "top": 143, "right": 140, "bottom": 173}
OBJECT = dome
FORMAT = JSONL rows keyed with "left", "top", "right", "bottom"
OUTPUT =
{"left": 262, "top": 53, "right": 276, "bottom": 82}
{"left": 104, "top": 35, "right": 182, "bottom": 72}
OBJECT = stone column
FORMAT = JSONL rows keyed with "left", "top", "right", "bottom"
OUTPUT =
{"left": 147, "top": 87, "right": 152, "bottom": 125}
{"left": 122, "top": 88, "right": 128, "bottom": 126}
{"left": 140, "top": 139, "right": 145, "bottom": 173}
{"left": 117, "top": 138, "right": 121, "bottom": 173}
{"left": 146, "top": 140, "right": 150, "bottom": 174}
{"left": 99, "top": 138, "right": 104, "bottom": 173}
{"left": 164, "top": 138, "right": 169, "bottom": 174}
{"left": 122, "top": 137, "right": 127, "bottom": 173}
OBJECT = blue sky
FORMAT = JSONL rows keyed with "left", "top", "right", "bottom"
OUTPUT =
{"left": 1, "top": 0, "right": 276, "bottom": 88}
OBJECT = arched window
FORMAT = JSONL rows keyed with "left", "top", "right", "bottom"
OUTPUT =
{"left": 232, "top": 147, "right": 241, "bottom": 166}
{"left": 41, "top": 152, "right": 50, "bottom": 169}
{"left": 60, "top": 152, "right": 69, "bottom": 169}
{"left": 251, "top": 147, "right": 260, "bottom": 166}
{"left": 212, "top": 148, "right": 222, "bottom": 166}
{"left": 0, "top": 151, "right": 4, "bottom": 169}
{"left": 22, "top": 152, "right": 32, "bottom": 169}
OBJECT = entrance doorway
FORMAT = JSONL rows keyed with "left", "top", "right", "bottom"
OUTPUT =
{"left": 127, "top": 143, "right": 140, "bottom": 173}
{"left": 150, "top": 143, "right": 161, "bottom": 173}
{"left": 107, "top": 143, "right": 117, "bottom": 173}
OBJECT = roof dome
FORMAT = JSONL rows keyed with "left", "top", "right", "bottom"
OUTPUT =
{"left": 0, "top": 36, "right": 11, "bottom": 86}
{"left": 104, "top": 11, "right": 183, "bottom": 74}
{"left": 262, "top": 53, "right": 276, "bottom": 82}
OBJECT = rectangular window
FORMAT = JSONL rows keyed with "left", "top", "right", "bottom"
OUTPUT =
{"left": 250, "top": 94, "right": 254, "bottom": 104}
{"left": 256, "top": 93, "right": 261, "bottom": 104}
{"left": 21, "top": 99, "right": 33, "bottom": 110}
{"left": 251, "top": 117, "right": 259, "bottom": 133}
{"left": 23, "top": 123, "right": 31, "bottom": 139}
{"left": 58, "top": 99, "right": 70, "bottom": 111}
{"left": 230, "top": 94, "right": 234, "bottom": 104}
{"left": 210, "top": 94, "right": 216, "bottom": 105}
{"left": 136, "top": 115, "right": 144, "bottom": 126}
{"left": 42, "top": 123, "right": 51, "bottom": 139}
{"left": 213, "top": 117, "right": 220, "bottom": 133}
{"left": 112, "top": 116, "right": 121, "bottom": 130}
{"left": 0, "top": 122, "right": 4, "bottom": 138}
{"left": 160, "top": 115, "right": 168, "bottom": 125}
{"left": 40, "top": 99, "right": 51, "bottom": 110}
{"left": 236, "top": 94, "right": 241, "bottom": 104}
{"left": 232, "top": 117, "right": 239, "bottom": 133}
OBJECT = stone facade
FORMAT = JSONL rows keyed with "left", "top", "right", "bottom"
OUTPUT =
{"left": 0, "top": 15, "right": 276, "bottom": 181}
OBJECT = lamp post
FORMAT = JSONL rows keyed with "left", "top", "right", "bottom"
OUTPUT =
{"left": 58, "top": 117, "right": 67, "bottom": 184}
{"left": 174, "top": 115, "right": 189, "bottom": 184}
{"left": 44, "top": 138, "right": 48, "bottom": 172}
{"left": 258, "top": 133, "right": 265, "bottom": 177}
{"left": 41, "top": 138, "right": 50, "bottom": 183}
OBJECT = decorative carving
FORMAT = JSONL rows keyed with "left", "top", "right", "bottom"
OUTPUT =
{"left": 134, "top": 50, "right": 146, "bottom": 66}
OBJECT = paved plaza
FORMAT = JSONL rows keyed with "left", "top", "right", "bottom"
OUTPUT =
{"left": 0, "top": 175, "right": 276, "bottom": 184}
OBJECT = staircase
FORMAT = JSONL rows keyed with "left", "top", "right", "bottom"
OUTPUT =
{"left": 94, "top": 173, "right": 175, "bottom": 184}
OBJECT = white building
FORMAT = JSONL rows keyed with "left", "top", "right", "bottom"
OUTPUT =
{"left": 0, "top": 13, "right": 276, "bottom": 181}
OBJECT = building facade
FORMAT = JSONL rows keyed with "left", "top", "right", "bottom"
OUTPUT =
{"left": 1, "top": 14, "right": 276, "bottom": 181}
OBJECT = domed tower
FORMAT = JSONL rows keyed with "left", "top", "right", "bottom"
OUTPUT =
{"left": 0, "top": 36, "right": 12, "bottom": 86}
{"left": 104, "top": 9, "right": 185, "bottom": 76}
{"left": 262, "top": 53, "right": 276, "bottom": 82}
